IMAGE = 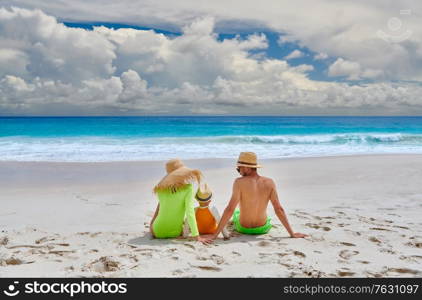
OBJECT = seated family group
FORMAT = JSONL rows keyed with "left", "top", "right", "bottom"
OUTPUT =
{"left": 149, "top": 152, "right": 307, "bottom": 244}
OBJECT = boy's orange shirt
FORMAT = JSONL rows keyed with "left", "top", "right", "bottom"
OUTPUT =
{"left": 195, "top": 207, "right": 218, "bottom": 234}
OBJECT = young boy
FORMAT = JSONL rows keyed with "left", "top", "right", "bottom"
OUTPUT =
{"left": 183, "top": 184, "right": 230, "bottom": 239}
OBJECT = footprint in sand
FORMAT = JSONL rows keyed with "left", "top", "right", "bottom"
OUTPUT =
{"left": 405, "top": 241, "right": 422, "bottom": 248}
{"left": 370, "top": 227, "right": 393, "bottom": 232}
{"left": 134, "top": 248, "right": 155, "bottom": 252}
{"left": 388, "top": 268, "right": 421, "bottom": 275}
{"left": 292, "top": 251, "right": 306, "bottom": 258}
{"left": 307, "top": 234, "right": 325, "bottom": 242}
{"left": 48, "top": 250, "right": 76, "bottom": 256}
{"left": 269, "top": 237, "right": 287, "bottom": 243}
{"left": 0, "top": 257, "right": 23, "bottom": 266}
{"left": 172, "top": 269, "right": 184, "bottom": 275}
{"left": 183, "top": 243, "right": 196, "bottom": 250}
{"left": 291, "top": 212, "right": 311, "bottom": 220}
{"left": 379, "top": 248, "right": 396, "bottom": 254}
{"left": 65, "top": 266, "right": 75, "bottom": 272}
{"left": 337, "top": 270, "right": 356, "bottom": 277}
{"left": 340, "top": 242, "right": 356, "bottom": 247}
{"left": 258, "top": 252, "right": 273, "bottom": 260}
{"left": 277, "top": 252, "right": 290, "bottom": 257}
{"left": 77, "top": 232, "right": 90, "bottom": 236}
{"left": 257, "top": 240, "right": 272, "bottom": 247}
{"left": 189, "top": 263, "right": 222, "bottom": 272}
{"left": 305, "top": 223, "right": 331, "bottom": 231}
{"left": 135, "top": 251, "right": 153, "bottom": 259}
{"left": 365, "top": 271, "right": 384, "bottom": 278}
{"left": 300, "top": 267, "right": 324, "bottom": 278}
{"left": 7, "top": 244, "right": 53, "bottom": 250}
{"left": 344, "top": 230, "right": 362, "bottom": 237}
{"left": 83, "top": 256, "right": 120, "bottom": 273}
{"left": 399, "top": 255, "right": 422, "bottom": 262}
{"left": 339, "top": 249, "right": 359, "bottom": 260}
{"left": 369, "top": 236, "right": 382, "bottom": 244}
{"left": 279, "top": 262, "right": 293, "bottom": 269}
{"left": 35, "top": 235, "right": 59, "bottom": 244}
{"left": 393, "top": 225, "right": 409, "bottom": 230}
{"left": 196, "top": 254, "right": 225, "bottom": 265}
{"left": 210, "top": 254, "right": 225, "bottom": 265}
{"left": 118, "top": 254, "right": 139, "bottom": 263}
{"left": 0, "top": 236, "right": 8, "bottom": 246}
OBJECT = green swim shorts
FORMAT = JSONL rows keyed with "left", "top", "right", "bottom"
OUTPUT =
{"left": 232, "top": 209, "right": 272, "bottom": 235}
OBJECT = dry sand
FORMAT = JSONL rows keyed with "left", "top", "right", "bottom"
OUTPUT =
{"left": 1, "top": 154, "right": 421, "bottom": 277}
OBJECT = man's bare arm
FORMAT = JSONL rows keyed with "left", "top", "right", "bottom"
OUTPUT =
{"left": 210, "top": 207, "right": 230, "bottom": 239}
{"left": 208, "top": 179, "right": 241, "bottom": 240}
{"left": 269, "top": 180, "right": 307, "bottom": 238}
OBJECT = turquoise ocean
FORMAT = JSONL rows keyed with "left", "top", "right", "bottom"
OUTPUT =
{"left": 1, "top": 116, "right": 422, "bottom": 161}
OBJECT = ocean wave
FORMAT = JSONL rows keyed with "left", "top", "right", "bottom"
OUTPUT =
{"left": 1, "top": 133, "right": 422, "bottom": 161}
{"left": 141, "top": 133, "right": 422, "bottom": 145}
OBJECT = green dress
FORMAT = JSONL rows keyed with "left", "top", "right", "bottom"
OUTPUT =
{"left": 152, "top": 183, "right": 199, "bottom": 238}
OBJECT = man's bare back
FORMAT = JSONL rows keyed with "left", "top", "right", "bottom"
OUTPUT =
{"left": 205, "top": 151, "right": 307, "bottom": 242}
{"left": 236, "top": 175, "right": 273, "bottom": 228}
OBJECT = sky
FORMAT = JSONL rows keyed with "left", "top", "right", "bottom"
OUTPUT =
{"left": 0, "top": 0, "right": 421, "bottom": 115}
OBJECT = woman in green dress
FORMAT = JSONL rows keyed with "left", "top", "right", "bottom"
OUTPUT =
{"left": 150, "top": 159, "right": 212, "bottom": 244}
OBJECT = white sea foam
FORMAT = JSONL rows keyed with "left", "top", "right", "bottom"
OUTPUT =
{"left": 0, "top": 133, "right": 421, "bottom": 161}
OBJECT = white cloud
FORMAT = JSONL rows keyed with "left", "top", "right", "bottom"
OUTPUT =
{"left": 0, "top": 7, "right": 421, "bottom": 115}
{"left": 0, "top": 7, "right": 116, "bottom": 84}
{"left": 314, "top": 52, "right": 328, "bottom": 60}
{"left": 3, "top": 0, "right": 422, "bottom": 82}
{"left": 328, "top": 58, "right": 384, "bottom": 80}
{"left": 0, "top": 49, "right": 29, "bottom": 77}
{"left": 328, "top": 58, "right": 362, "bottom": 80}
{"left": 284, "top": 50, "right": 304, "bottom": 60}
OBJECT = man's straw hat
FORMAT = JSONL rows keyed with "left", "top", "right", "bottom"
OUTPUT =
{"left": 195, "top": 183, "right": 212, "bottom": 202}
{"left": 236, "top": 152, "right": 262, "bottom": 168}
{"left": 153, "top": 159, "right": 202, "bottom": 193}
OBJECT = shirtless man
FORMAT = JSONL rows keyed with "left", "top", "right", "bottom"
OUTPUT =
{"left": 207, "top": 152, "right": 307, "bottom": 240}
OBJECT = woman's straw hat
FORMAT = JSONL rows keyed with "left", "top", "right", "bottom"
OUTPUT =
{"left": 236, "top": 152, "right": 262, "bottom": 168}
{"left": 195, "top": 183, "right": 212, "bottom": 202}
{"left": 153, "top": 159, "right": 202, "bottom": 193}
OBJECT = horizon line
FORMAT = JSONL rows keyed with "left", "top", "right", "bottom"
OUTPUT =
{"left": 1, "top": 115, "right": 422, "bottom": 118}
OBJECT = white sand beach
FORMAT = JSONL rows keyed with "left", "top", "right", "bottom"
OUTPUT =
{"left": 1, "top": 154, "right": 422, "bottom": 277}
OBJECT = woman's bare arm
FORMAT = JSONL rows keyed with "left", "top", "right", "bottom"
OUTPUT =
{"left": 149, "top": 204, "right": 160, "bottom": 236}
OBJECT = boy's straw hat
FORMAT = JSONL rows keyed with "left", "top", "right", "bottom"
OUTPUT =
{"left": 236, "top": 152, "right": 262, "bottom": 168}
{"left": 195, "top": 183, "right": 212, "bottom": 202}
{"left": 153, "top": 159, "right": 202, "bottom": 193}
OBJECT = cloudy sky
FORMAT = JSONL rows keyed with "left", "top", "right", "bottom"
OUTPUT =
{"left": 0, "top": 0, "right": 421, "bottom": 115}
